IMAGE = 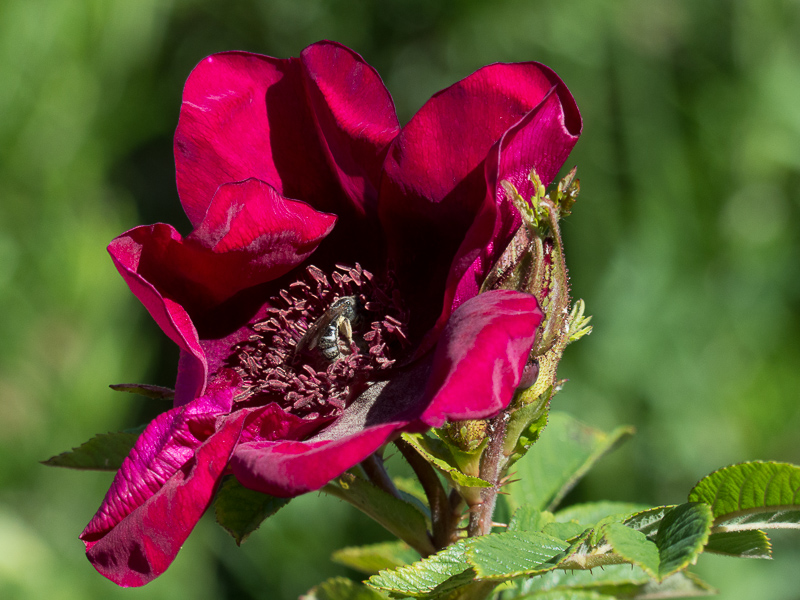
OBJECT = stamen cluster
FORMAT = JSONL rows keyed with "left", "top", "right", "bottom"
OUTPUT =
{"left": 233, "top": 264, "right": 409, "bottom": 419}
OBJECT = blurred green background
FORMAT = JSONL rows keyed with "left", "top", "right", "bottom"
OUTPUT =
{"left": 1, "top": 0, "right": 799, "bottom": 598}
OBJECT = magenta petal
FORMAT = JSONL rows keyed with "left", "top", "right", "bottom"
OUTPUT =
{"left": 82, "top": 391, "right": 234, "bottom": 540}
{"left": 447, "top": 86, "right": 582, "bottom": 312}
{"left": 82, "top": 410, "right": 246, "bottom": 587}
{"left": 108, "top": 228, "right": 208, "bottom": 400}
{"left": 301, "top": 41, "right": 399, "bottom": 214}
{"left": 419, "top": 290, "right": 543, "bottom": 427}
{"left": 175, "top": 51, "right": 347, "bottom": 226}
{"left": 110, "top": 183, "right": 335, "bottom": 318}
{"left": 379, "top": 62, "right": 578, "bottom": 331}
{"left": 230, "top": 422, "right": 400, "bottom": 497}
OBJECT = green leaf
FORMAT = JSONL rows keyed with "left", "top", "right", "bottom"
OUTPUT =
{"left": 688, "top": 461, "right": 800, "bottom": 530}
{"left": 602, "top": 523, "right": 660, "bottom": 579}
{"left": 302, "top": 577, "right": 389, "bottom": 600}
{"left": 509, "top": 506, "right": 555, "bottom": 532}
{"left": 366, "top": 541, "right": 474, "bottom": 598}
{"left": 542, "top": 521, "right": 586, "bottom": 541}
{"left": 631, "top": 571, "right": 715, "bottom": 598}
{"left": 400, "top": 433, "right": 492, "bottom": 490}
{"left": 214, "top": 476, "right": 290, "bottom": 545}
{"left": 466, "top": 531, "right": 568, "bottom": 579}
{"left": 623, "top": 506, "right": 674, "bottom": 538}
{"left": 704, "top": 530, "right": 772, "bottom": 559}
{"left": 510, "top": 565, "right": 714, "bottom": 599}
{"left": 514, "top": 591, "right": 615, "bottom": 600}
{"left": 504, "top": 394, "right": 550, "bottom": 466}
{"left": 41, "top": 427, "right": 144, "bottom": 470}
{"left": 331, "top": 542, "right": 421, "bottom": 575}
{"left": 510, "top": 564, "right": 649, "bottom": 597}
{"left": 324, "top": 472, "right": 435, "bottom": 557}
{"left": 655, "top": 503, "right": 713, "bottom": 580}
{"left": 555, "top": 502, "right": 649, "bottom": 527}
{"left": 109, "top": 383, "right": 174, "bottom": 400}
{"left": 507, "top": 412, "right": 634, "bottom": 512}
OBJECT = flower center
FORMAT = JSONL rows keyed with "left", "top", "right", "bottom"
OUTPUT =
{"left": 231, "top": 264, "right": 409, "bottom": 419}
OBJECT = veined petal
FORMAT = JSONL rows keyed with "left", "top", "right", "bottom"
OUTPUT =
{"left": 230, "top": 422, "right": 400, "bottom": 497}
{"left": 82, "top": 410, "right": 247, "bottom": 587}
{"left": 419, "top": 290, "right": 543, "bottom": 427}
{"left": 175, "top": 51, "right": 347, "bottom": 226}
{"left": 301, "top": 40, "right": 399, "bottom": 215}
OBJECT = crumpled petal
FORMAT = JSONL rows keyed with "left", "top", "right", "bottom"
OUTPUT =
{"left": 81, "top": 390, "right": 235, "bottom": 540}
{"left": 82, "top": 410, "right": 247, "bottom": 587}
{"left": 379, "top": 61, "right": 579, "bottom": 339}
{"left": 230, "top": 422, "right": 401, "bottom": 497}
{"left": 419, "top": 290, "right": 544, "bottom": 427}
{"left": 300, "top": 40, "right": 399, "bottom": 215}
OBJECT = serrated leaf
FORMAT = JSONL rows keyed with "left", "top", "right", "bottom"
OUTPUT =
{"left": 109, "top": 383, "right": 174, "bottom": 400}
{"left": 41, "top": 427, "right": 144, "bottom": 470}
{"left": 507, "top": 412, "right": 634, "bottom": 512}
{"left": 325, "top": 472, "right": 434, "bottom": 557}
{"left": 466, "top": 531, "right": 568, "bottom": 579}
{"left": 555, "top": 502, "right": 649, "bottom": 527}
{"left": 332, "top": 542, "right": 421, "bottom": 575}
{"left": 367, "top": 540, "right": 474, "bottom": 598}
{"left": 509, "top": 506, "right": 555, "bottom": 532}
{"left": 688, "top": 461, "right": 800, "bottom": 530}
{"left": 510, "top": 564, "right": 650, "bottom": 598}
{"left": 214, "top": 476, "right": 290, "bottom": 544}
{"left": 515, "top": 591, "right": 615, "bottom": 600}
{"left": 655, "top": 503, "right": 713, "bottom": 580}
{"left": 302, "top": 576, "right": 389, "bottom": 600}
{"left": 401, "top": 433, "right": 492, "bottom": 490}
{"left": 623, "top": 506, "right": 674, "bottom": 538}
{"left": 510, "top": 565, "right": 714, "bottom": 599}
{"left": 602, "top": 523, "right": 660, "bottom": 579}
{"left": 704, "top": 530, "right": 772, "bottom": 559}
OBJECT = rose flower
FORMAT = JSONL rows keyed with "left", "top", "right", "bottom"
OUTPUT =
{"left": 81, "top": 41, "right": 581, "bottom": 586}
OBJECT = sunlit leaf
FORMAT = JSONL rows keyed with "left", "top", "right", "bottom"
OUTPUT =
{"left": 688, "top": 461, "right": 800, "bottom": 530}
{"left": 704, "top": 530, "right": 772, "bottom": 559}
{"left": 510, "top": 565, "right": 714, "bottom": 599}
{"left": 466, "top": 531, "right": 568, "bottom": 579}
{"left": 554, "top": 502, "right": 649, "bottom": 527}
{"left": 623, "top": 506, "right": 674, "bottom": 538}
{"left": 509, "top": 506, "right": 555, "bottom": 532}
{"left": 366, "top": 540, "right": 474, "bottom": 598}
{"left": 602, "top": 523, "right": 659, "bottom": 579}
{"left": 302, "top": 576, "right": 389, "bottom": 600}
{"left": 655, "top": 503, "right": 713, "bottom": 580}
{"left": 332, "top": 542, "right": 420, "bottom": 575}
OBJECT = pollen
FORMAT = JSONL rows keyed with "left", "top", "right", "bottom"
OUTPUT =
{"left": 231, "top": 264, "right": 409, "bottom": 419}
